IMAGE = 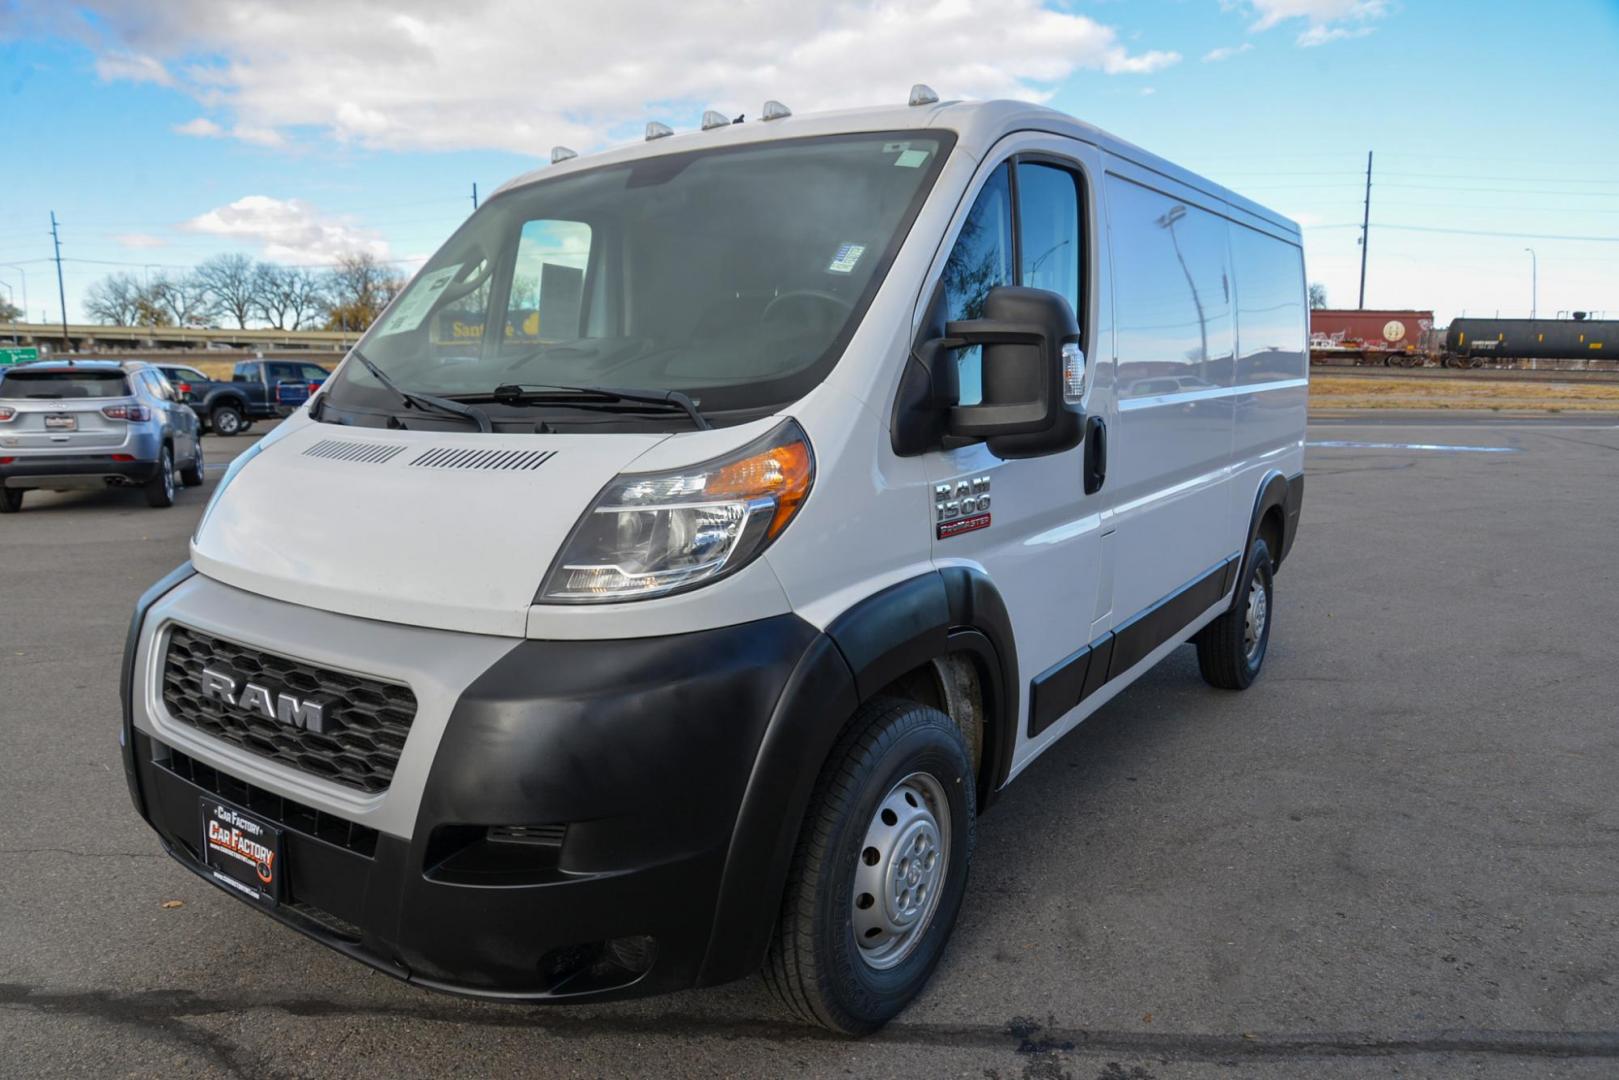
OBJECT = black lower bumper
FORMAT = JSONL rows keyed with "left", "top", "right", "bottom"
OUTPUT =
{"left": 125, "top": 595, "right": 849, "bottom": 1002}
{"left": 2, "top": 454, "right": 161, "bottom": 485}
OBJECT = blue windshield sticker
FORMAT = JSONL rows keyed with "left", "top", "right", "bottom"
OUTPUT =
{"left": 827, "top": 243, "right": 866, "bottom": 274}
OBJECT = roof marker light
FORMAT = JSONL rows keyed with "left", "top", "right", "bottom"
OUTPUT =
{"left": 909, "top": 83, "right": 940, "bottom": 107}
{"left": 551, "top": 146, "right": 578, "bottom": 164}
{"left": 701, "top": 110, "right": 731, "bottom": 131}
{"left": 645, "top": 121, "right": 673, "bottom": 141}
{"left": 761, "top": 100, "right": 792, "bottom": 121}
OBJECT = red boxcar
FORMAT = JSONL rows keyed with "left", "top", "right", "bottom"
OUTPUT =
{"left": 1310, "top": 309, "right": 1435, "bottom": 367}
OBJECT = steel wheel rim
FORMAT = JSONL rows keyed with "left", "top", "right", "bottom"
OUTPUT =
{"left": 851, "top": 771, "right": 950, "bottom": 971}
{"left": 217, "top": 412, "right": 239, "bottom": 435}
{"left": 1244, "top": 577, "right": 1268, "bottom": 662}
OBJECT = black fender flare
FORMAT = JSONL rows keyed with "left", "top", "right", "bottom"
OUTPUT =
{"left": 1242, "top": 469, "right": 1303, "bottom": 589}
{"left": 203, "top": 390, "right": 249, "bottom": 417}
{"left": 695, "top": 567, "right": 1019, "bottom": 987}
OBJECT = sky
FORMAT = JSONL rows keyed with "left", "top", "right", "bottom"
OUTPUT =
{"left": 0, "top": 0, "right": 1615, "bottom": 326}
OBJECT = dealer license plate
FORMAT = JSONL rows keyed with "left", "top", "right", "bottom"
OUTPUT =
{"left": 44, "top": 415, "right": 77, "bottom": 431}
{"left": 199, "top": 798, "right": 283, "bottom": 905}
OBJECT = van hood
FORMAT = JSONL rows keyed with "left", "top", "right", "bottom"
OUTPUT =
{"left": 191, "top": 420, "right": 669, "bottom": 636}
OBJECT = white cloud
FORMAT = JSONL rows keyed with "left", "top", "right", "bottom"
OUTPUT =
{"left": 93, "top": 50, "right": 173, "bottom": 86}
{"left": 1202, "top": 43, "right": 1255, "bottom": 62}
{"left": 173, "top": 117, "right": 224, "bottom": 138}
{"left": 1296, "top": 24, "right": 1375, "bottom": 45}
{"left": 113, "top": 233, "right": 167, "bottom": 249}
{"left": 183, "top": 196, "right": 389, "bottom": 265}
{"left": 1233, "top": 0, "right": 1388, "bottom": 45}
{"left": 173, "top": 116, "right": 285, "bottom": 147}
{"left": 55, "top": 0, "right": 1181, "bottom": 155}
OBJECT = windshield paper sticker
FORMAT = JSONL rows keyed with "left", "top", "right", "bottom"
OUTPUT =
{"left": 379, "top": 264, "right": 461, "bottom": 335}
{"left": 827, "top": 243, "right": 866, "bottom": 274}
{"left": 894, "top": 148, "right": 930, "bottom": 168}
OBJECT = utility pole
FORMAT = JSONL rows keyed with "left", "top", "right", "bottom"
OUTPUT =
{"left": 1357, "top": 151, "right": 1372, "bottom": 310}
{"left": 471, "top": 182, "right": 479, "bottom": 211}
{"left": 1524, "top": 247, "right": 1537, "bottom": 318}
{"left": 50, "top": 211, "right": 69, "bottom": 348}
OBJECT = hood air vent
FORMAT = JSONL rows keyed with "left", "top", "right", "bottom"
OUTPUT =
{"left": 409, "top": 448, "right": 557, "bottom": 471}
{"left": 303, "top": 439, "right": 406, "bottom": 464}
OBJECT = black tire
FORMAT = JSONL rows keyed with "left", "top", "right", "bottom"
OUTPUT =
{"left": 209, "top": 403, "right": 245, "bottom": 437}
{"left": 1195, "top": 536, "right": 1274, "bottom": 690}
{"left": 179, "top": 439, "right": 205, "bottom": 487}
{"left": 144, "top": 447, "right": 176, "bottom": 508}
{"left": 0, "top": 487, "right": 23, "bottom": 514}
{"left": 765, "top": 698, "right": 976, "bottom": 1035}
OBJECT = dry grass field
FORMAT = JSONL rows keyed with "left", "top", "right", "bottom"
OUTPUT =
{"left": 1309, "top": 373, "right": 1619, "bottom": 412}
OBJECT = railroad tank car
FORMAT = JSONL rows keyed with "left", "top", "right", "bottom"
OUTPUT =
{"left": 1448, "top": 316, "right": 1615, "bottom": 361}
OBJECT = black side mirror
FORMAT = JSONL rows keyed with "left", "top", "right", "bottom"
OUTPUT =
{"left": 937, "top": 285, "right": 1084, "bottom": 459}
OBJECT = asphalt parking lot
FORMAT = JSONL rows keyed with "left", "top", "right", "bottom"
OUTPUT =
{"left": 3, "top": 416, "right": 1619, "bottom": 1078}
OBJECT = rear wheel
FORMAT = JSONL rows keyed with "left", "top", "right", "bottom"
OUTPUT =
{"left": 0, "top": 488, "right": 23, "bottom": 514}
{"left": 1195, "top": 536, "right": 1273, "bottom": 690}
{"left": 144, "top": 447, "right": 176, "bottom": 508}
{"left": 180, "top": 439, "right": 205, "bottom": 486}
{"left": 765, "top": 698, "right": 975, "bottom": 1035}
{"left": 209, "top": 403, "right": 245, "bottom": 436}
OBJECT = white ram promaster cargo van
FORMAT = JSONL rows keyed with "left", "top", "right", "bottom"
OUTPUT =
{"left": 122, "top": 94, "right": 1306, "bottom": 1034}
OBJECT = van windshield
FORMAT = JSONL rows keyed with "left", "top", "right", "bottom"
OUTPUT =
{"left": 321, "top": 131, "right": 950, "bottom": 426}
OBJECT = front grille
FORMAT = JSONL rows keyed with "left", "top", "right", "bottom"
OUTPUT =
{"left": 161, "top": 625, "right": 417, "bottom": 794}
{"left": 155, "top": 742, "right": 379, "bottom": 857}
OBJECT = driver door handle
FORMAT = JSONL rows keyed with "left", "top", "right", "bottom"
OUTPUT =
{"left": 1084, "top": 416, "right": 1107, "bottom": 495}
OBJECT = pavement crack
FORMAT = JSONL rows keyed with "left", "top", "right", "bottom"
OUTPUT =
{"left": 0, "top": 846, "right": 161, "bottom": 860}
{"left": 3, "top": 983, "right": 1619, "bottom": 1063}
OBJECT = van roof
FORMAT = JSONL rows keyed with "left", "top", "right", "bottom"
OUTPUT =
{"left": 492, "top": 98, "right": 1298, "bottom": 238}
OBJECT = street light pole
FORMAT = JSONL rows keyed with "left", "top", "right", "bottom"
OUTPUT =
{"left": 0, "top": 264, "right": 28, "bottom": 320}
{"left": 1523, "top": 247, "right": 1537, "bottom": 319}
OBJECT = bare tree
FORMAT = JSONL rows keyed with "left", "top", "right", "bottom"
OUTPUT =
{"left": 323, "top": 251, "right": 404, "bottom": 332}
{"left": 150, "top": 273, "right": 215, "bottom": 328}
{"left": 1308, "top": 282, "right": 1329, "bottom": 310}
{"left": 254, "top": 263, "right": 328, "bottom": 330}
{"left": 83, "top": 273, "right": 147, "bottom": 325}
{"left": 194, "top": 253, "right": 260, "bottom": 329}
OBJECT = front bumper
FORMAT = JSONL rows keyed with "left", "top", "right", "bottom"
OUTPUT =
{"left": 123, "top": 569, "right": 840, "bottom": 1001}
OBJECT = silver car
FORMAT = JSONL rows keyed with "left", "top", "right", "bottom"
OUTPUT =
{"left": 0, "top": 360, "right": 204, "bottom": 513}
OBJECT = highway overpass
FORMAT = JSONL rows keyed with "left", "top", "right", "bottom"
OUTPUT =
{"left": 0, "top": 321, "right": 358, "bottom": 353}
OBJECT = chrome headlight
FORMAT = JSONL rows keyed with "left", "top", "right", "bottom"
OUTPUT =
{"left": 541, "top": 420, "right": 813, "bottom": 603}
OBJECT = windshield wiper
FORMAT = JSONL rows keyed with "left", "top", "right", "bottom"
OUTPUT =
{"left": 454, "top": 383, "right": 712, "bottom": 431}
{"left": 350, "top": 350, "right": 493, "bottom": 433}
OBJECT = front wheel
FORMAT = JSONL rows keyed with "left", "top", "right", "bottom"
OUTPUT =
{"left": 764, "top": 698, "right": 975, "bottom": 1035}
{"left": 1195, "top": 536, "right": 1274, "bottom": 690}
{"left": 144, "top": 447, "right": 176, "bottom": 508}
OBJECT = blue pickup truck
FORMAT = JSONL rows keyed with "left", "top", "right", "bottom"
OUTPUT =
{"left": 155, "top": 358, "right": 330, "bottom": 436}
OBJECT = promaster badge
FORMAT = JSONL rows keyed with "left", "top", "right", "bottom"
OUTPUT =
{"left": 935, "top": 475, "right": 991, "bottom": 539}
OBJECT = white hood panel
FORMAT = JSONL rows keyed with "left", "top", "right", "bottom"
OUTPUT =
{"left": 192, "top": 422, "right": 668, "bottom": 636}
